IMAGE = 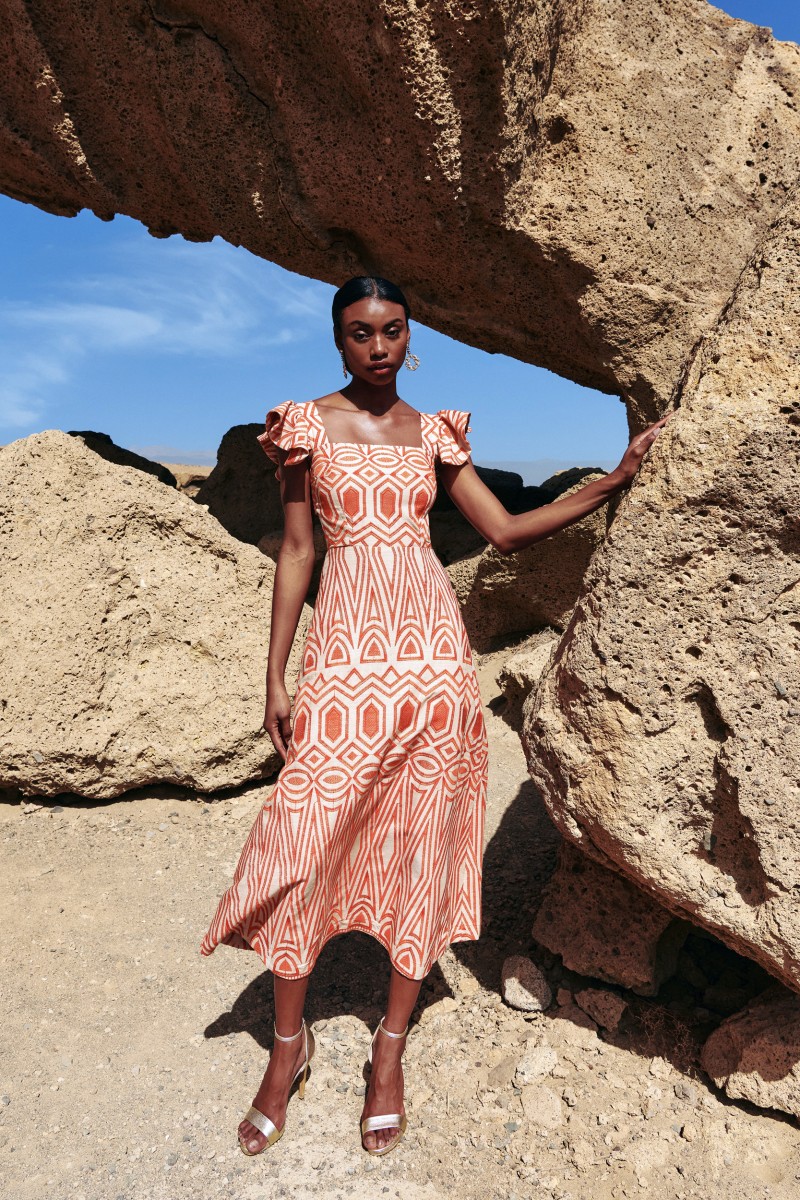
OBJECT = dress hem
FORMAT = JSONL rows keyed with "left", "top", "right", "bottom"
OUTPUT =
{"left": 200, "top": 918, "right": 481, "bottom": 983}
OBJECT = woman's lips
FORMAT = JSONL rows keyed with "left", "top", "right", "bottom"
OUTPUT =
{"left": 369, "top": 364, "right": 392, "bottom": 373}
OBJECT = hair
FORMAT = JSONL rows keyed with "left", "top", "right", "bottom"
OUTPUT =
{"left": 331, "top": 276, "right": 412, "bottom": 330}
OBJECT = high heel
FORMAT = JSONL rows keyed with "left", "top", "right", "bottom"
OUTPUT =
{"left": 361, "top": 1017, "right": 409, "bottom": 1157}
{"left": 239, "top": 1019, "right": 314, "bottom": 1156}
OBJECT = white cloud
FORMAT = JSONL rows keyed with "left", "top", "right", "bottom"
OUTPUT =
{"left": 0, "top": 231, "right": 333, "bottom": 429}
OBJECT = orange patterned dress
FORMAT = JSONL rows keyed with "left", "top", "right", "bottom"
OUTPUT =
{"left": 200, "top": 399, "right": 489, "bottom": 980}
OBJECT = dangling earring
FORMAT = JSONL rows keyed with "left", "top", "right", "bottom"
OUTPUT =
{"left": 340, "top": 350, "right": 348, "bottom": 379}
{"left": 404, "top": 338, "right": 420, "bottom": 372}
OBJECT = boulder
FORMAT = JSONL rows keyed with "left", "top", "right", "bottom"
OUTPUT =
{"left": 161, "top": 462, "right": 213, "bottom": 498}
{"left": 195, "top": 423, "right": 283, "bottom": 543}
{"left": 68, "top": 430, "right": 177, "bottom": 487}
{"left": 0, "top": 430, "right": 310, "bottom": 798}
{"left": 447, "top": 473, "right": 609, "bottom": 651}
{"left": 532, "top": 842, "right": 688, "bottom": 996}
{"left": 526, "top": 192, "right": 800, "bottom": 990}
{"left": 701, "top": 986, "right": 800, "bottom": 1119}
{"left": 501, "top": 954, "right": 553, "bottom": 1013}
{"left": 2, "top": 4, "right": 799, "bottom": 423}
{"left": 496, "top": 634, "right": 560, "bottom": 729}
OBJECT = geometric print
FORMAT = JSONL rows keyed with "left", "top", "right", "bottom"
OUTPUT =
{"left": 200, "top": 400, "right": 489, "bottom": 980}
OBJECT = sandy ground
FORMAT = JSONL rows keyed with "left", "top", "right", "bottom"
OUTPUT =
{"left": 2, "top": 648, "right": 800, "bottom": 1200}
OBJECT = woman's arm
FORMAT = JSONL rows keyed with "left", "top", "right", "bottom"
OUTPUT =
{"left": 263, "top": 455, "right": 316, "bottom": 758}
{"left": 441, "top": 414, "right": 670, "bottom": 555}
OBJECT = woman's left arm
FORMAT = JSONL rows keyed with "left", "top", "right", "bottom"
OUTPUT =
{"left": 441, "top": 414, "right": 671, "bottom": 555}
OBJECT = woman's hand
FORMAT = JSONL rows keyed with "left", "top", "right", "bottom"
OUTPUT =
{"left": 615, "top": 412, "right": 672, "bottom": 485}
{"left": 263, "top": 677, "right": 293, "bottom": 762}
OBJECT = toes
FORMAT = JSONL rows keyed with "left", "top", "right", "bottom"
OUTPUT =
{"left": 238, "top": 1121, "right": 264, "bottom": 1154}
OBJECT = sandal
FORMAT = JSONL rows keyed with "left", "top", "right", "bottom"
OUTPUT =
{"left": 239, "top": 1019, "right": 314, "bottom": 1155}
{"left": 360, "top": 1017, "right": 409, "bottom": 1157}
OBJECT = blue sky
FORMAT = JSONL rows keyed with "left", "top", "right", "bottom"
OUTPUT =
{"left": 0, "top": 1, "right": 796, "bottom": 480}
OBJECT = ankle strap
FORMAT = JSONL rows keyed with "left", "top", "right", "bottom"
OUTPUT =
{"left": 273, "top": 1019, "right": 305, "bottom": 1043}
{"left": 376, "top": 1016, "right": 408, "bottom": 1039}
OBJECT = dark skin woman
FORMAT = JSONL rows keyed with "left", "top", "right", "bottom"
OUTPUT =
{"left": 238, "top": 290, "right": 668, "bottom": 1155}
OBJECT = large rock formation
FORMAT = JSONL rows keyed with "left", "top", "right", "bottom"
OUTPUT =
{"left": 2, "top": 2, "right": 799, "bottom": 424}
{"left": 0, "top": 430, "right": 310, "bottom": 798}
{"left": 195, "top": 423, "right": 283, "bottom": 544}
{"left": 525, "top": 191, "right": 800, "bottom": 989}
{"left": 447, "top": 472, "right": 610, "bottom": 650}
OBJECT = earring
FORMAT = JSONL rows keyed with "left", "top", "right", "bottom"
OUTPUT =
{"left": 404, "top": 339, "right": 420, "bottom": 372}
{"left": 340, "top": 350, "right": 348, "bottom": 379}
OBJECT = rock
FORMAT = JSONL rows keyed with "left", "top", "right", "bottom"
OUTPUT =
{"left": 447, "top": 475, "right": 609, "bottom": 652}
{"left": 0, "top": 431, "right": 309, "bottom": 797}
{"left": 67, "top": 431, "right": 177, "bottom": 488}
{"left": 501, "top": 955, "right": 552, "bottom": 1012}
{"left": 428, "top": 510, "right": 488, "bottom": 567}
{"left": 515, "top": 1044, "right": 559, "bottom": 1086}
{"left": 539, "top": 468, "right": 609, "bottom": 498}
{"left": 573, "top": 987, "right": 626, "bottom": 1033}
{"left": 701, "top": 986, "right": 800, "bottom": 1119}
{"left": 496, "top": 636, "right": 560, "bottom": 730}
{"left": 195, "top": 423, "right": 284, "bottom": 544}
{"left": 532, "top": 842, "right": 688, "bottom": 995}
{"left": 520, "top": 1084, "right": 563, "bottom": 1129}
{"left": 160, "top": 463, "right": 213, "bottom": 498}
{"left": 3, "top": 4, "right": 799, "bottom": 428}
{"left": 526, "top": 192, "right": 800, "bottom": 990}
{"left": 488, "top": 1056, "right": 519, "bottom": 1089}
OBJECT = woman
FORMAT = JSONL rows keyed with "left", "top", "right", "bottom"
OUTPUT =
{"left": 201, "top": 276, "right": 668, "bottom": 1158}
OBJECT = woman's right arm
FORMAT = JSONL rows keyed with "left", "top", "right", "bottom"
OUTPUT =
{"left": 263, "top": 453, "right": 316, "bottom": 760}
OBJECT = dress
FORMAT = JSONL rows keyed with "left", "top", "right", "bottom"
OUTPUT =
{"left": 200, "top": 398, "right": 489, "bottom": 980}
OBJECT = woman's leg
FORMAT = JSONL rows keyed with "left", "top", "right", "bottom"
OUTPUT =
{"left": 361, "top": 966, "right": 423, "bottom": 1152}
{"left": 238, "top": 974, "right": 312, "bottom": 1154}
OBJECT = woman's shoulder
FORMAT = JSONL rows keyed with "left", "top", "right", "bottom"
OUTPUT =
{"left": 257, "top": 399, "right": 318, "bottom": 472}
{"left": 430, "top": 408, "right": 473, "bottom": 464}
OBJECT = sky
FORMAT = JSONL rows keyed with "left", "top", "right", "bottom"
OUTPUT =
{"left": 0, "top": 1, "right": 796, "bottom": 482}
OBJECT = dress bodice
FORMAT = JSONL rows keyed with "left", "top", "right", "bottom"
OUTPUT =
{"left": 257, "top": 399, "right": 473, "bottom": 550}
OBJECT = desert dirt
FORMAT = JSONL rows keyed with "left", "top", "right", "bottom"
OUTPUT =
{"left": 2, "top": 648, "right": 799, "bottom": 1200}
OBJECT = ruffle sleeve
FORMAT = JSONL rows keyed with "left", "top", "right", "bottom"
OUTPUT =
{"left": 256, "top": 399, "right": 313, "bottom": 477}
{"left": 435, "top": 409, "right": 473, "bottom": 465}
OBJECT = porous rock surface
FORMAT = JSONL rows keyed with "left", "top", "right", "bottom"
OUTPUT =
{"left": 532, "top": 842, "right": 689, "bottom": 996}
{"left": 701, "top": 985, "right": 800, "bottom": 1118}
{"left": 195, "top": 423, "right": 283, "bottom": 544}
{"left": 68, "top": 430, "right": 178, "bottom": 487}
{"left": 0, "top": 430, "right": 309, "bottom": 797}
{"left": 2, "top": 2, "right": 800, "bottom": 423}
{"left": 526, "top": 193, "right": 800, "bottom": 989}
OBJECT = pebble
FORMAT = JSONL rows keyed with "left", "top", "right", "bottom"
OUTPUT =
{"left": 574, "top": 988, "right": 627, "bottom": 1033}
{"left": 520, "top": 1084, "right": 564, "bottom": 1129}
{"left": 674, "top": 1081, "right": 698, "bottom": 1103}
{"left": 501, "top": 956, "right": 552, "bottom": 1013}
{"left": 0, "top": 1095, "right": 10, "bottom": 1106}
{"left": 515, "top": 1044, "right": 558, "bottom": 1086}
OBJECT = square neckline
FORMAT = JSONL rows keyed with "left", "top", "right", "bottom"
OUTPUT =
{"left": 310, "top": 399, "right": 426, "bottom": 451}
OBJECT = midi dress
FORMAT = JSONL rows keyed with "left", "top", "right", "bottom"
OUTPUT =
{"left": 200, "top": 398, "right": 489, "bottom": 981}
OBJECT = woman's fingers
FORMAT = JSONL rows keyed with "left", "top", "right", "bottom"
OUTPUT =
{"left": 261, "top": 715, "right": 291, "bottom": 761}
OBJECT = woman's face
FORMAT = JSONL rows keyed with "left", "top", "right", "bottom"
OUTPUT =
{"left": 335, "top": 296, "right": 409, "bottom": 386}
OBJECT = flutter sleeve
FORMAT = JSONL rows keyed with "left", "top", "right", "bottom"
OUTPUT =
{"left": 435, "top": 409, "right": 473, "bottom": 465}
{"left": 256, "top": 399, "right": 313, "bottom": 478}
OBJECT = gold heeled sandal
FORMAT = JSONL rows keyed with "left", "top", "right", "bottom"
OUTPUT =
{"left": 361, "top": 1017, "right": 409, "bottom": 1157}
{"left": 239, "top": 1019, "right": 314, "bottom": 1156}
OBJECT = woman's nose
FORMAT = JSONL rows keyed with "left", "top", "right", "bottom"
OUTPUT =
{"left": 371, "top": 337, "right": 388, "bottom": 358}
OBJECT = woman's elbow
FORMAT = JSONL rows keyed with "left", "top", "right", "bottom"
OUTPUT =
{"left": 489, "top": 521, "right": 516, "bottom": 556}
